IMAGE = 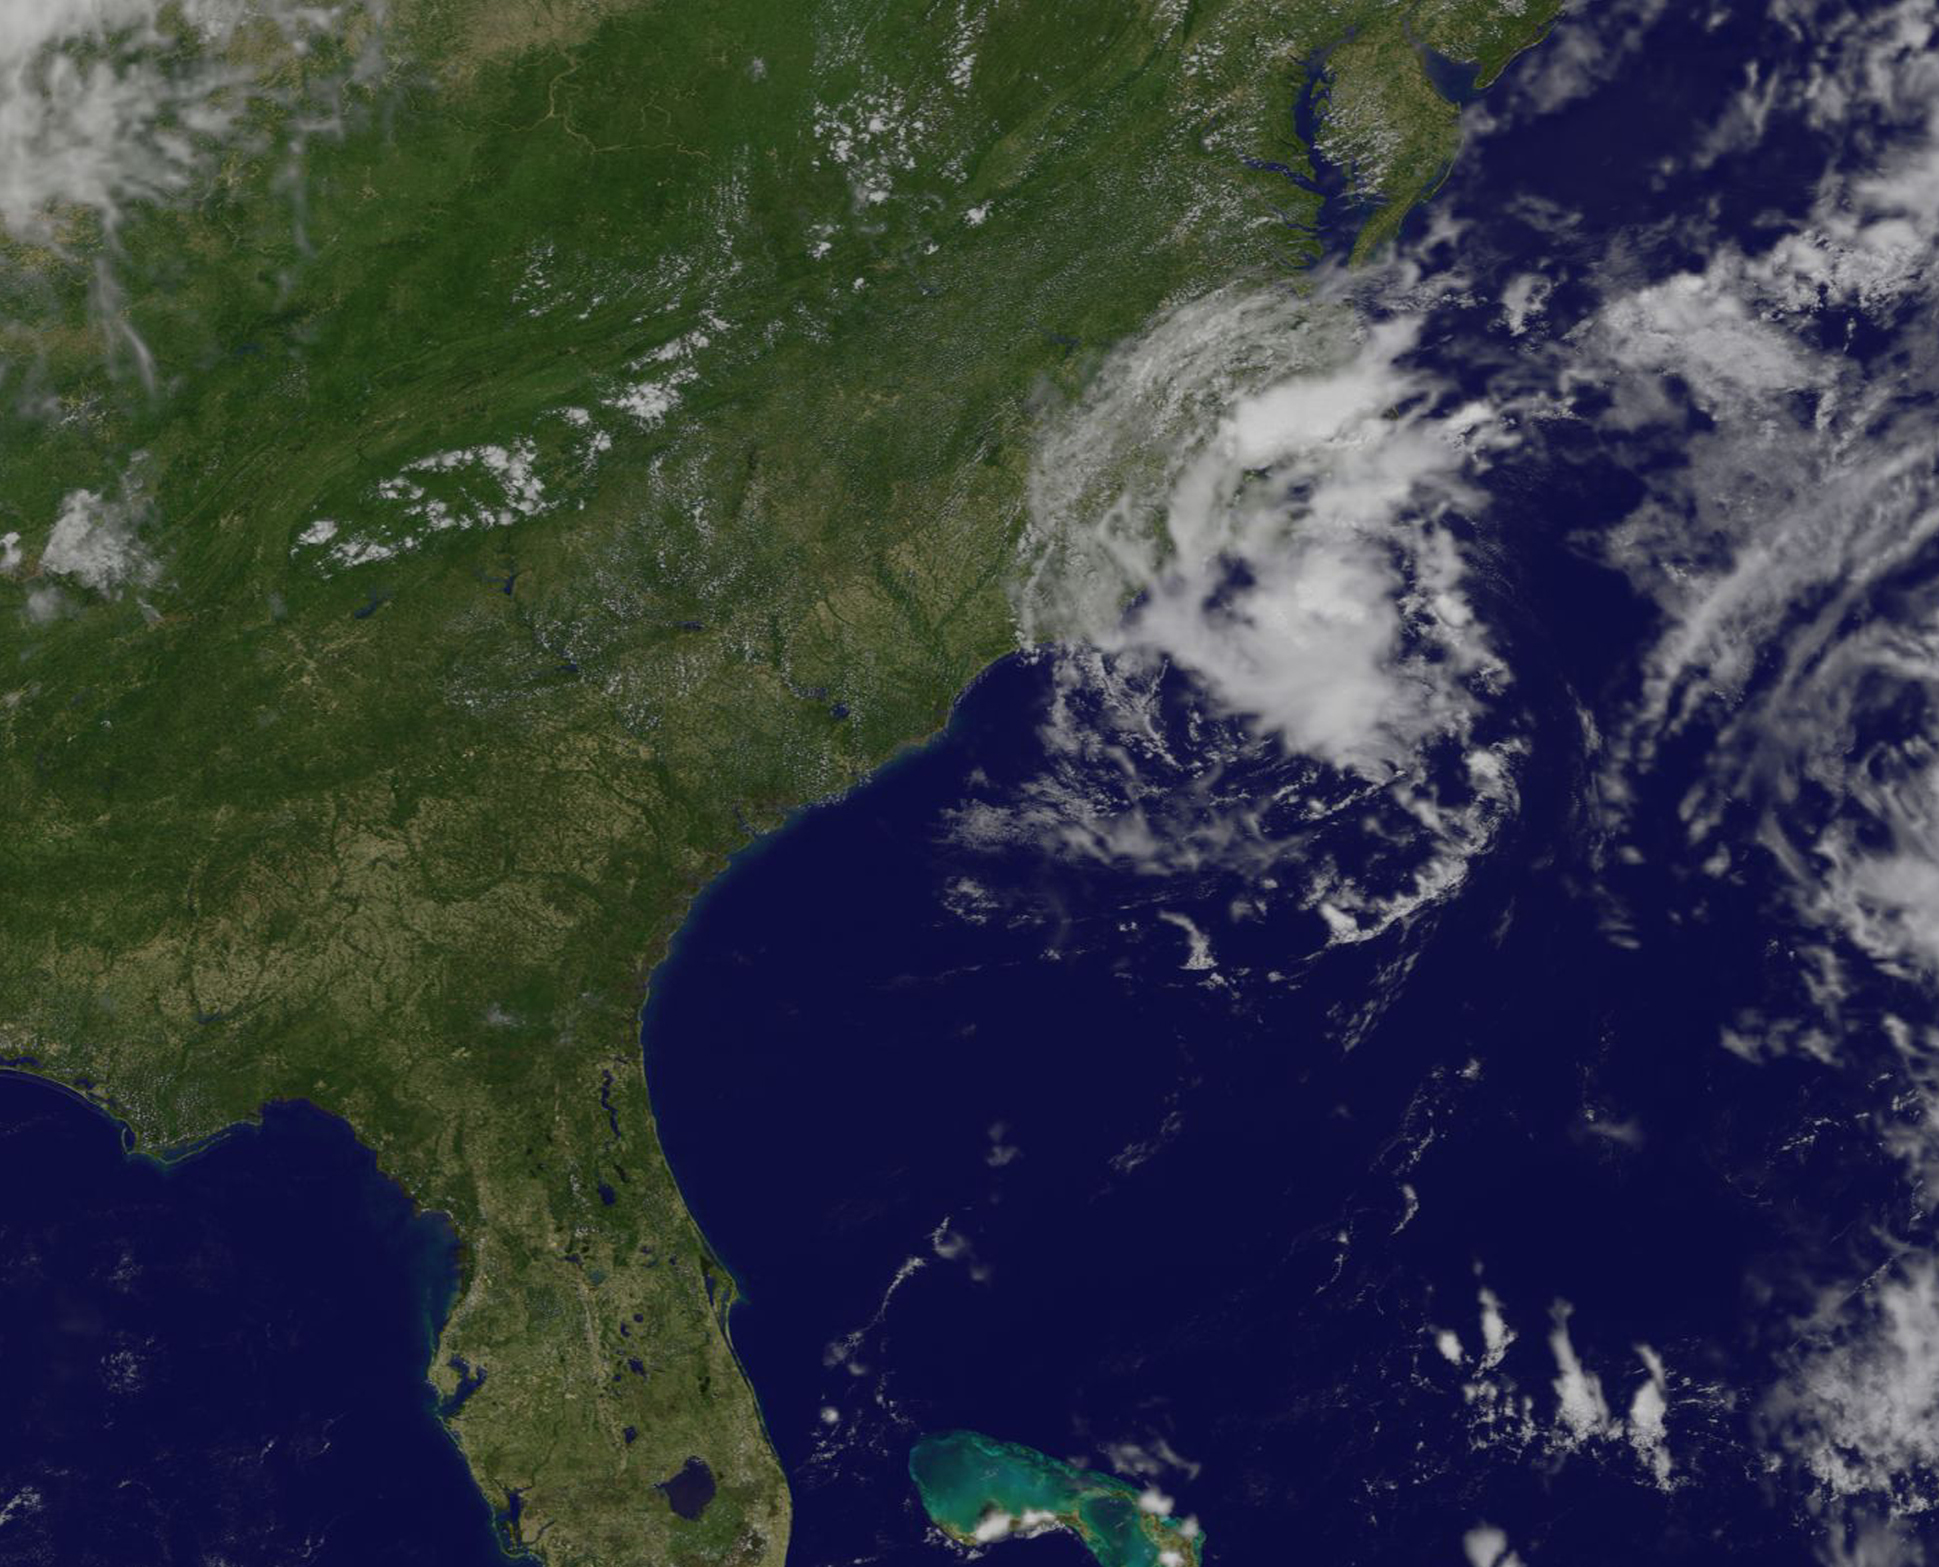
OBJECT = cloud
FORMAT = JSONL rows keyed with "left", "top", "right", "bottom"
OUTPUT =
{"left": 1155, "top": 910, "right": 1216, "bottom": 972}
{"left": 958, "top": 277, "right": 1526, "bottom": 948}
{"left": 1486, "top": 0, "right": 1939, "bottom": 1040}
{"left": 971, "top": 1507, "right": 1062, "bottom": 1543}
{"left": 1438, "top": 1286, "right": 1677, "bottom": 1488}
{"left": 1546, "top": 1302, "right": 1613, "bottom": 1448}
{"left": 1102, "top": 1436, "right": 1202, "bottom": 1484}
{"left": 1765, "top": 1259, "right": 1939, "bottom": 1515}
{"left": 1497, "top": 10, "right": 1939, "bottom": 1543}
{"left": 293, "top": 435, "right": 560, "bottom": 573}
{"left": 1463, "top": 1524, "right": 1524, "bottom": 1567}
{"left": 1589, "top": 269, "right": 1812, "bottom": 416}
{"left": 0, "top": 0, "right": 382, "bottom": 245}
{"left": 1745, "top": 2, "right": 1939, "bottom": 315}
{"left": 1020, "top": 289, "right": 1503, "bottom": 773}
{"left": 1483, "top": 0, "right": 1669, "bottom": 125}
{"left": 39, "top": 476, "right": 156, "bottom": 594}
{"left": 0, "top": 0, "right": 385, "bottom": 383}
{"left": 1629, "top": 1345, "right": 1673, "bottom": 1486}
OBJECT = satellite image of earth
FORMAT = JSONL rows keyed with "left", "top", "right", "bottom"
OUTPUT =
{"left": 5, "top": 1, "right": 1939, "bottom": 1565}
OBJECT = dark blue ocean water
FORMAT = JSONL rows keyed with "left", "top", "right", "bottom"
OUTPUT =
{"left": 644, "top": 638, "right": 1867, "bottom": 1567}
{"left": 0, "top": 1076, "right": 512, "bottom": 1567}
{"left": 4, "top": 4, "right": 1929, "bottom": 1565}
{"left": 642, "top": 4, "right": 1938, "bottom": 1566}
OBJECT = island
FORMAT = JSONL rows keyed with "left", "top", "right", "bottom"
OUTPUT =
{"left": 912, "top": 1431, "right": 1205, "bottom": 1567}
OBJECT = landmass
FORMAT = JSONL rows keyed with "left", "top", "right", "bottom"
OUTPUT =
{"left": 912, "top": 1430, "right": 1203, "bottom": 1567}
{"left": 0, "top": 2, "right": 1557, "bottom": 1563}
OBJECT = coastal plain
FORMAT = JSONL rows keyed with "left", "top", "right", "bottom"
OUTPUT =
{"left": 0, "top": 1, "right": 1557, "bottom": 1562}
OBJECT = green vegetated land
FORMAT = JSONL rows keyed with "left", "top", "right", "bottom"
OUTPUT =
{"left": 0, "top": 1, "right": 1556, "bottom": 1563}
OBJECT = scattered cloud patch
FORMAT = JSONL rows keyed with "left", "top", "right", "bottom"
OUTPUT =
{"left": 0, "top": 1487, "right": 43, "bottom": 1531}
{"left": 1463, "top": 1524, "right": 1523, "bottom": 1567}
{"left": 1156, "top": 911, "right": 1217, "bottom": 972}
{"left": 1437, "top": 1286, "right": 1677, "bottom": 1488}
{"left": 1766, "top": 1259, "right": 1939, "bottom": 1515}
{"left": 40, "top": 476, "right": 156, "bottom": 594}
{"left": 293, "top": 430, "right": 580, "bottom": 573}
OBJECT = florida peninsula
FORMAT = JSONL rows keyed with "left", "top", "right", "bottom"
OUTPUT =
{"left": 0, "top": 1, "right": 1557, "bottom": 1563}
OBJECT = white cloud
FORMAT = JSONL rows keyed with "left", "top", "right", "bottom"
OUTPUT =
{"left": 1156, "top": 910, "right": 1216, "bottom": 972}
{"left": 1020, "top": 293, "right": 1502, "bottom": 772}
{"left": 1486, "top": 0, "right": 1668, "bottom": 124}
{"left": 983, "top": 1123, "right": 1021, "bottom": 1169}
{"left": 1766, "top": 1259, "right": 1939, "bottom": 1514}
{"left": 1499, "top": 273, "right": 1550, "bottom": 337}
{"left": 0, "top": 0, "right": 383, "bottom": 240}
{"left": 1737, "top": 4, "right": 1939, "bottom": 317}
{"left": 1629, "top": 1344, "right": 1672, "bottom": 1486}
{"left": 40, "top": 479, "right": 155, "bottom": 593}
{"left": 608, "top": 375, "right": 688, "bottom": 428}
{"left": 1547, "top": 1302, "right": 1613, "bottom": 1448}
{"left": 1463, "top": 1524, "right": 1523, "bottom": 1567}
{"left": 968, "top": 1506, "right": 1062, "bottom": 1543}
{"left": 0, "top": 1487, "right": 43, "bottom": 1530}
{"left": 973, "top": 1510, "right": 1015, "bottom": 1542}
{"left": 961, "top": 279, "right": 1524, "bottom": 946}
{"left": 0, "top": 0, "right": 384, "bottom": 379}
{"left": 1450, "top": 1287, "right": 1677, "bottom": 1487}
{"left": 1589, "top": 269, "right": 1811, "bottom": 416}
{"left": 293, "top": 434, "right": 564, "bottom": 572}
{"left": 1478, "top": 1285, "right": 1514, "bottom": 1369}
{"left": 1525, "top": 3, "right": 1939, "bottom": 1067}
{"left": 1103, "top": 1436, "right": 1202, "bottom": 1483}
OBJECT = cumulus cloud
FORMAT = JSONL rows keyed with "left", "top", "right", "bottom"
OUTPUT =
{"left": 1463, "top": 1524, "right": 1524, "bottom": 1567}
{"left": 970, "top": 1507, "right": 1062, "bottom": 1543}
{"left": 1489, "top": 2, "right": 1939, "bottom": 1546}
{"left": 1629, "top": 1344, "right": 1673, "bottom": 1486}
{"left": 1102, "top": 1436, "right": 1203, "bottom": 1484}
{"left": 1765, "top": 1259, "right": 1939, "bottom": 1515}
{"left": 1747, "top": 2, "right": 1939, "bottom": 314}
{"left": 1589, "top": 269, "right": 1812, "bottom": 417}
{"left": 39, "top": 476, "right": 156, "bottom": 594}
{"left": 1438, "top": 1286, "right": 1677, "bottom": 1488}
{"left": 1547, "top": 1302, "right": 1613, "bottom": 1448}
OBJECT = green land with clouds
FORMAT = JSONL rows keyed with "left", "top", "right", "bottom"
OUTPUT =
{"left": 0, "top": 1, "right": 1554, "bottom": 1561}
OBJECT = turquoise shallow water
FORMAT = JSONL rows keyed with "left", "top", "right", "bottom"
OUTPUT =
{"left": 911, "top": 1430, "right": 1203, "bottom": 1567}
